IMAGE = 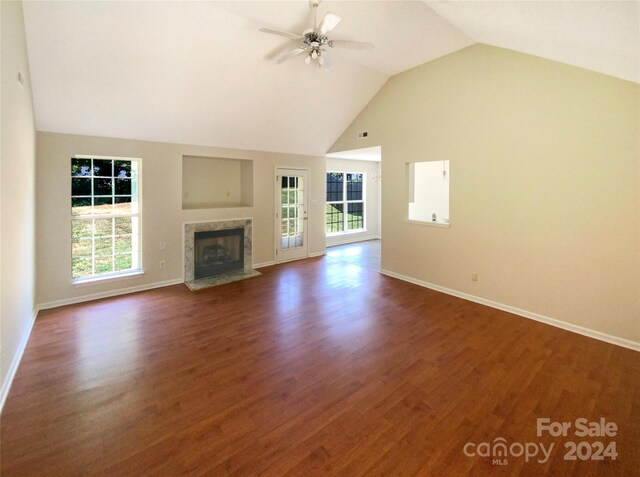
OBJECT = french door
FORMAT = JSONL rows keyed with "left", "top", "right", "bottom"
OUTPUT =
{"left": 275, "top": 168, "right": 308, "bottom": 263}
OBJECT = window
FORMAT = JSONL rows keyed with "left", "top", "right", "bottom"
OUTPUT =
{"left": 407, "top": 160, "right": 449, "bottom": 225}
{"left": 71, "top": 156, "right": 141, "bottom": 281}
{"left": 325, "top": 172, "right": 365, "bottom": 234}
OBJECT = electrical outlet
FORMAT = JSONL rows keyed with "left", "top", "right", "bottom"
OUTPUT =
{"left": 160, "top": 241, "right": 166, "bottom": 251}
{"left": 471, "top": 273, "right": 478, "bottom": 282}
{"left": 159, "top": 260, "right": 166, "bottom": 270}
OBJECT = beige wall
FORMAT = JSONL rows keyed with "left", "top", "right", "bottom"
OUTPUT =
{"left": 36, "top": 132, "right": 326, "bottom": 305}
{"left": 1, "top": 1, "right": 37, "bottom": 403}
{"left": 330, "top": 44, "right": 640, "bottom": 344}
{"left": 326, "top": 158, "right": 381, "bottom": 246}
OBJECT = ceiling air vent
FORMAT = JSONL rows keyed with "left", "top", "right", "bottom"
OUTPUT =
{"left": 357, "top": 131, "right": 368, "bottom": 139}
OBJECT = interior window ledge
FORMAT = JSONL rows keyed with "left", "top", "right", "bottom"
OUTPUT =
{"left": 405, "top": 219, "right": 450, "bottom": 228}
{"left": 72, "top": 270, "right": 144, "bottom": 287}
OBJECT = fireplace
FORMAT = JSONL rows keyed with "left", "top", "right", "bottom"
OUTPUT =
{"left": 194, "top": 228, "right": 244, "bottom": 278}
{"left": 184, "top": 218, "right": 259, "bottom": 290}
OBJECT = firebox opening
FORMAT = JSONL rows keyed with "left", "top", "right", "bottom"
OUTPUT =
{"left": 194, "top": 228, "right": 244, "bottom": 279}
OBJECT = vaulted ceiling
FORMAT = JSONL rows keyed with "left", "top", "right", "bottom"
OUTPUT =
{"left": 22, "top": 1, "right": 639, "bottom": 157}
{"left": 425, "top": 0, "right": 639, "bottom": 84}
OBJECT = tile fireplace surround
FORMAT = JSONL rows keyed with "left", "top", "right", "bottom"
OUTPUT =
{"left": 184, "top": 218, "right": 260, "bottom": 290}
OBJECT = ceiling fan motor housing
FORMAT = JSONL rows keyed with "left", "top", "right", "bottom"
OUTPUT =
{"left": 303, "top": 31, "right": 328, "bottom": 46}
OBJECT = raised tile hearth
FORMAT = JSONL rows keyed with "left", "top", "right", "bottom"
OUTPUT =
{"left": 184, "top": 218, "right": 260, "bottom": 290}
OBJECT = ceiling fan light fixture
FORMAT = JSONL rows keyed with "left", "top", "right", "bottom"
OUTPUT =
{"left": 305, "top": 55, "right": 311, "bottom": 64}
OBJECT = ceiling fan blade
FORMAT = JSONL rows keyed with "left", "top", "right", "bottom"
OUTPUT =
{"left": 318, "top": 12, "right": 341, "bottom": 35}
{"left": 259, "top": 27, "right": 303, "bottom": 41}
{"left": 328, "top": 40, "right": 374, "bottom": 51}
{"left": 271, "top": 47, "right": 307, "bottom": 64}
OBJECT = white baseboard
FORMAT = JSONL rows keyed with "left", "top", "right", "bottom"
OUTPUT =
{"left": 38, "top": 278, "right": 184, "bottom": 311}
{"left": 1, "top": 307, "right": 38, "bottom": 413}
{"left": 309, "top": 251, "right": 326, "bottom": 258}
{"left": 327, "top": 235, "right": 380, "bottom": 247}
{"left": 380, "top": 269, "right": 640, "bottom": 352}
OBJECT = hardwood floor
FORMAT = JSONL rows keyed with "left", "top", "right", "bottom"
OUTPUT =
{"left": 326, "top": 239, "right": 381, "bottom": 271}
{"left": 2, "top": 255, "right": 638, "bottom": 476}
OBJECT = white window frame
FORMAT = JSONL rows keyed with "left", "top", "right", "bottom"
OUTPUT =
{"left": 71, "top": 155, "right": 143, "bottom": 284}
{"left": 326, "top": 171, "right": 366, "bottom": 236}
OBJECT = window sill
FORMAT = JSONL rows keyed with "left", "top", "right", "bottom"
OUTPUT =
{"left": 405, "top": 219, "right": 450, "bottom": 228}
{"left": 72, "top": 270, "right": 144, "bottom": 287}
{"left": 326, "top": 229, "right": 366, "bottom": 237}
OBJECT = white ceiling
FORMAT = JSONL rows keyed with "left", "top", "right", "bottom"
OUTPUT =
{"left": 425, "top": 0, "right": 640, "bottom": 84}
{"left": 22, "top": 1, "right": 639, "bottom": 157}
{"left": 327, "top": 146, "right": 381, "bottom": 162}
{"left": 22, "top": 1, "right": 472, "bottom": 156}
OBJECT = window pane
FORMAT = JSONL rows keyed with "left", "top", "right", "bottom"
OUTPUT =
{"left": 325, "top": 203, "right": 344, "bottom": 233}
{"left": 94, "top": 237, "right": 113, "bottom": 255}
{"left": 94, "top": 218, "right": 113, "bottom": 237}
{"left": 71, "top": 158, "right": 92, "bottom": 177}
{"left": 115, "top": 254, "right": 133, "bottom": 271}
{"left": 72, "top": 238, "right": 92, "bottom": 256}
{"left": 347, "top": 202, "right": 364, "bottom": 230}
{"left": 115, "top": 217, "right": 132, "bottom": 235}
{"left": 72, "top": 178, "right": 91, "bottom": 196}
{"left": 72, "top": 219, "right": 92, "bottom": 239}
{"left": 94, "top": 197, "right": 113, "bottom": 215}
{"left": 72, "top": 257, "right": 93, "bottom": 278}
{"left": 93, "top": 178, "right": 112, "bottom": 195}
{"left": 72, "top": 197, "right": 92, "bottom": 216}
{"left": 347, "top": 173, "right": 363, "bottom": 201}
{"left": 115, "top": 179, "right": 131, "bottom": 195}
{"left": 114, "top": 196, "right": 132, "bottom": 214}
{"left": 93, "top": 159, "right": 113, "bottom": 177}
{"left": 115, "top": 235, "right": 132, "bottom": 253}
{"left": 114, "top": 161, "right": 131, "bottom": 178}
{"left": 326, "top": 173, "right": 343, "bottom": 202}
{"left": 95, "top": 256, "right": 114, "bottom": 274}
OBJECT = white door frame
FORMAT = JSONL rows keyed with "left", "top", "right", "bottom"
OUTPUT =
{"left": 275, "top": 167, "right": 310, "bottom": 263}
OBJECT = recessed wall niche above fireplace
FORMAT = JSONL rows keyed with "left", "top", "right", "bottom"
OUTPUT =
{"left": 184, "top": 218, "right": 261, "bottom": 291}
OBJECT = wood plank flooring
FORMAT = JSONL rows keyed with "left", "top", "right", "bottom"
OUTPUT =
{"left": 1, "top": 255, "right": 638, "bottom": 476}
{"left": 326, "top": 239, "right": 381, "bottom": 271}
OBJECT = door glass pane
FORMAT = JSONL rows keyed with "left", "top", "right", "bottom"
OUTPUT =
{"left": 281, "top": 175, "right": 305, "bottom": 250}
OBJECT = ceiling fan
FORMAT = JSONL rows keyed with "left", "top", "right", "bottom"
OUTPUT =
{"left": 258, "top": 0, "right": 374, "bottom": 71}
